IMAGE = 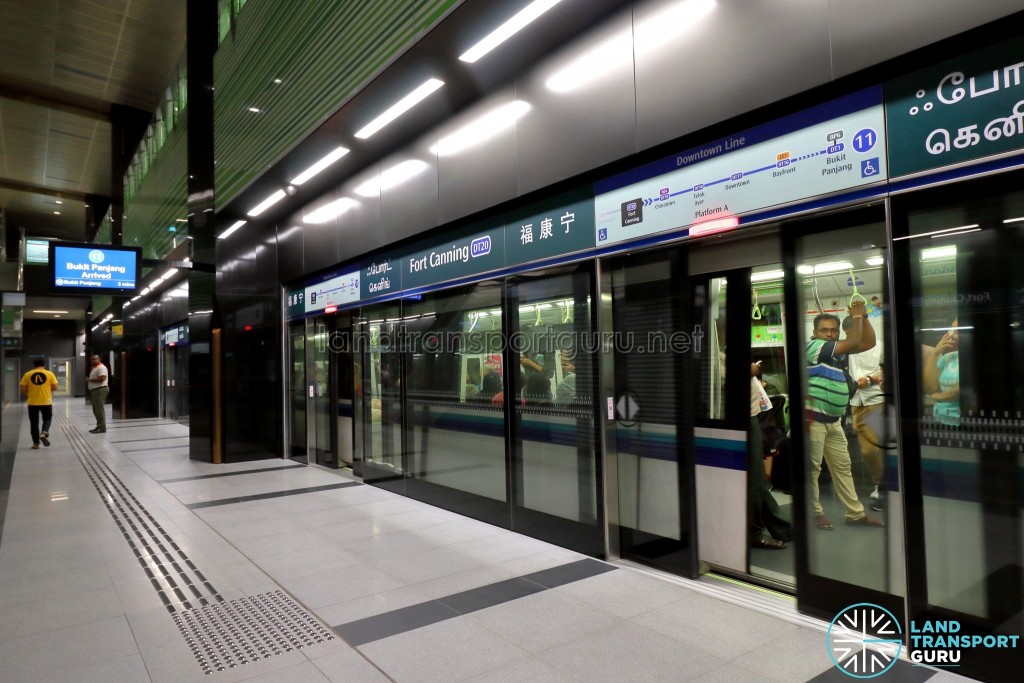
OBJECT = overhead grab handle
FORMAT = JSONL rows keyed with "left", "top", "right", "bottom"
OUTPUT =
{"left": 849, "top": 269, "right": 868, "bottom": 306}
{"left": 751, "top": 288, "right": 762, "bottom": 320}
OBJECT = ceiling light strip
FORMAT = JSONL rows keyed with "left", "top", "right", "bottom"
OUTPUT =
{"left": 459, "top": 0, "right": 563, "bottom": 63}
{"left": 354, "top": 79, "right": 444, "bottom": 139}
{"left": 290, "top": 146, "right": 350, "bottom": 185}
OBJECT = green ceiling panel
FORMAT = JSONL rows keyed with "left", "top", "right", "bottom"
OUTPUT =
{"left": 123, "top": 126, "right": 188, "bottom": 261}
{"left": 213, "top": 0, "right": 463, "bottom": 210}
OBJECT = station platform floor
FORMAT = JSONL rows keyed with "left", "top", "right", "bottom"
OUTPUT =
{"left": 0, "top": 398, "right": 971, "bottom": 683}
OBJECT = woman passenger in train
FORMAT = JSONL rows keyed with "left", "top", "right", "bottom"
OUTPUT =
{"left": 923, "top": 317, "right": 960, "bottom": 427}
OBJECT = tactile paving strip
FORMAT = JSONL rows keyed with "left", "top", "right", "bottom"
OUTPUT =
{"left": 63, "top": 423, "right": 221, "bottom": 612}
{"left": 59, "top": 417, "right": 338, "bottom": 673}
{"left": 173, "top": 590, "right": 335, "bottom": 674}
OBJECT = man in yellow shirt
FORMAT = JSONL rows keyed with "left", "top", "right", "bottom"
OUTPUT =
{"left": 20, "top": 359, "right": 58, "bottom": 449}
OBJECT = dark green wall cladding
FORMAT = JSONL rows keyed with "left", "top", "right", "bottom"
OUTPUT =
{"left": 213, "top": 0, "right": 463, "bottom": 210}
{"left": 123, "top": 126, "right": 188, "bottom": 260}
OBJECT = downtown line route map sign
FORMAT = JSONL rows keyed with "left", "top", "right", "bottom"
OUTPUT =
{"left": 594, "top": 88, "right": 888, "bottom": 247}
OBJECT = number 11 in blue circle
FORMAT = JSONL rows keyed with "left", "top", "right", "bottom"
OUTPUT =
{"left": 853, "top": 128, "right": 877, "bottom": 153}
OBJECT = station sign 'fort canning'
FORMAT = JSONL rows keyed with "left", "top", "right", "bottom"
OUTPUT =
{"left": 287, "top": 194, "right": 594, "bottom": 318}
{"left": 886, "top": 35, "right": 1024, "bottom": 177}
{"left": 594, "top": 88, "right": 888, "bottom": 247}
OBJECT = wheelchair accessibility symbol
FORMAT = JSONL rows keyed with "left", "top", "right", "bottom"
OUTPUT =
{"left": 861, "top": 158, "right": 879, "bottom": 178}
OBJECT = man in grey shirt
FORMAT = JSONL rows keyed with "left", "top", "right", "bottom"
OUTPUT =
{"left": 87, "top": 355, "right": 109, "bottom": 433}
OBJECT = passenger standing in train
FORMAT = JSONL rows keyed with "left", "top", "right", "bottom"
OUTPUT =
{"left": 750, "top": 361, "right": 791, "bottom": 549}
{"left": 805, "top": 301, "right": 884, "bottom": 529}
{"left": 923, "top": 318, "right": 960, "bottom": 427}
{"left": 843, "top": 314, "right": 886, "bottom": 511}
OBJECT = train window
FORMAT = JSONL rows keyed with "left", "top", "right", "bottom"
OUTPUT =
{"left": 698, "top": 276, "right": 727, "bottom": 420}
{"left": 794, "top": 218, "right": 902, "bottom": 596}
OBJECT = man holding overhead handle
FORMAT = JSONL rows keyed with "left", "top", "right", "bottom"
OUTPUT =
{"left": 805, "top": 299, "right": 884, "bottom": 530}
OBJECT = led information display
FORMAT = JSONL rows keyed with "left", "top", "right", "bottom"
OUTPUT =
{"left": 50, "top": 242, "right": 141, "bottom": 294}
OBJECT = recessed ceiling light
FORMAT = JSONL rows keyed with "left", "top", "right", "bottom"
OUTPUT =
{"left": 248, "top": 107, "right": 261, "bottom": 113}
{"left": 273, "top": 78, "right": 282, "bottom": 84}
{"left": 55, "top": 200, "right": 63, "bottom": 205}
{"left": 354, "top": 79, "right": 444, "bottom": 139}
{"left": 247, "top": 189, "right": 287, "bottom": 217}
{"left": 290, "top": 147, "right": 350, "bottom": 185}
{"left": 354, "top": 160, "right": 429, "bottom": 197}
{"left": 218, "top": 220, "right": 246, "bottom": 239}
{"left": 459, "top": 0, "right": 563, "bottom": 63}
{"left": 32, "top": 310, "right": 69, "bottom": 314}
{"left": 53, "top": 211, "right": 61, "bottom": 215}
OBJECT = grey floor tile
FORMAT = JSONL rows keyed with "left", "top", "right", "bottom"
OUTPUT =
{"left": 438, "top": 576, "right": 547, "bottom": 615}
{"left": 236, "top": 661, "right": 331, "bottom": 682}
{"left": 284, "top": 563, "right": 406, "bottom": 609}
{"left": 469, "top": 589, "right": 623, "bottom": 654}
{"left": 463, "top": 656, "right": 576, "bottom": 683}
{"left": 552, "top": 566, "right": 694, "bottom": 619}
{"left": 358, "top": 616, "right": 530, "bottom": 683}
{"left": 0, "top": 586, "right": 125, "bottom": 643}
{"left": 690, "top": 662, "right": 776, "bottom": 683}
{"left": 314, "top": 584, "right": 435, "bottom": 626}
{"left": 26, "top": 653, "right": 152, "bottom": 683}
{"left": 334, "top": 599, "right": 460, "bottom": 646}
{"left": 539, "top": 621, "right": 726, "bottom": 682}
{"left": 731, "top": 626, "right": 835, "bottom": 683}
{"left": 309, "top": 646, "right": 392, "bottom": 682}
{"left": 521, "top": 558, "right": 617, "bottom": 589}
{"left": 0, "top": 615, "right": 140, "bottom": 682}
{"left": 632, "top": 595, "right": 800, "bottom": 660}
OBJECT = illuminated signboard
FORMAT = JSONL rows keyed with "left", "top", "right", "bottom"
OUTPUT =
{"left": 25, "top": 239, "right": 51, "bottom": 265}
{"left": 594, "top": 88, "right": 888, "bottom": 246}
{"left": 49, "top": 241, "right": 142, "bottom": 295}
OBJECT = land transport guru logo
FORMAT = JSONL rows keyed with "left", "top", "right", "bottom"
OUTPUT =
{"left": 828, "top": 603, "right": 1021, "bottom": 677}
{"left": 827, "top": 603, "right": 902, "bottom": 678}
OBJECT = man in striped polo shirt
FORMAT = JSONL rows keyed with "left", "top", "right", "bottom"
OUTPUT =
{"left": 806, "top": 300, "right": 884, "bottom": 530}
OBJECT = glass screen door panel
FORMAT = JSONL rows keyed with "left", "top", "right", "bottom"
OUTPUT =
{"left": 310, "top": 317, "right": 336, "bottom": 467}
{"left": 608, "top": 250, "right": 695, "bottom": 574}
{"left": 508, "top": 266, "right": 601, "bottom": 556}
{"left": 163, "top": 348, "right": 177, "bottom": 419}
{"left": 784, "top": 204, "right": 905, "bottom": 621}
{"left": 358, "top": 302, "right": 404, "bottom": 488}
{"left": 891, "top": 177, "right": 1023, "bottom": 683}
{"left": 288, "top": 321, "right": 307, "bottom": 462}
{"left": 402, "top": 281, "right": 509, "bottom": 527}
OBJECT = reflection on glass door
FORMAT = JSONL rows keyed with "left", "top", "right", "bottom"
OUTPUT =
{"left": 892, "top": 176, "right": 1023, "bottom": 683}
{"left": 309, "top": 317, "right": 335, "bottom": 467}
{"left": 288, "top": 321, "right": 307, "bottom": 462}
{"left": 358, "top": 302, "right": 404, "bottom": 487}
{"left": 508, "top": 266, "right": 601, "bottom": 556}
{"left": 785, "top": 205, "right": 904, "bottom": 621}
{"left": 608, "top": 250, "right": 694, "bottom": 575}
{"left": 403, "top": 281, "right": 509, "bottom": 525}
